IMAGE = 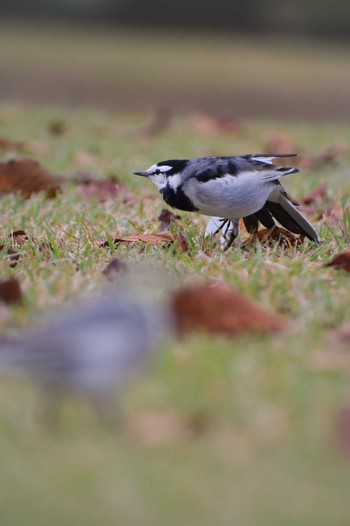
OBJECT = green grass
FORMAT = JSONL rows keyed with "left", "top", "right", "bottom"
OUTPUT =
{"left": 0, "top": 104, "right": 350, "bottom": 525}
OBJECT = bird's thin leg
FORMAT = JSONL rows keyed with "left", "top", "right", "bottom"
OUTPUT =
{"left": 223, "top": 220, "right": 232, "bottom": 238}
{"left": 212, "top": 219, "right": 231, "bottom": 236}
{"left": 223, "top": 220, "right": 239, "bottom": 251}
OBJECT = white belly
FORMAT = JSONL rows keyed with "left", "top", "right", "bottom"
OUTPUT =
{"left": 185, "top": 173, "right": 274, "bottom": 219}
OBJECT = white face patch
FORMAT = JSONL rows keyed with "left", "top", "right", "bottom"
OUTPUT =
{"left": 166, "top": 172, "right": 182, "bottom": 191}
{"left": 148, "top": 172, "right": 167, "bottom": 190}
{"left": 144, "top": 163, "right": 181, "bottom": 191}
{"left": 144, "top": 164, "right": 173, "bottom": 190}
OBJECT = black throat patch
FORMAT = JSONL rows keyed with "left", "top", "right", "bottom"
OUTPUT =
{"left": 160, "top": 184, "right": 198, "bottom": 212}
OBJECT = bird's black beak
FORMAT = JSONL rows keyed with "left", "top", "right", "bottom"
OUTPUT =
{"left": 133, "top": 171, "right": 149, "bottom": 177}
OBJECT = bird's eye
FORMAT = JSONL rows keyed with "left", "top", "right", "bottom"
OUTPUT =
{"left": 155, "top": 169, "right": 161, "bottom": 175}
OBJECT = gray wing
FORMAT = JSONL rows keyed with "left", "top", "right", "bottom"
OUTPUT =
{"left": 184, "top": 154, "right": 299, "bottom": 183}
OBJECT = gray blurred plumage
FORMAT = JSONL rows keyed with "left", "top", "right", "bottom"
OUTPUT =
{"left": 0, "top": 281, "right": 170, "bottom": 404}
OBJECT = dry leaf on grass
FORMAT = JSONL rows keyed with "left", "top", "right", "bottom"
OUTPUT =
{"left": 157, "top": 209, "right": 189, "bottom": 252}
{"left": 158, "top": 209, "right": 181, "bottom": 230}
{"left": 0, "top": 278, "right": 23, "bottom": 305}
{"left": 301, "top": 184, "right": 328, "bottom": 205}
{"left": 325, "top": 253, "right": 350, "bottom": 272}
{"left": 191, "top": 113, "right": 241, "bottom": 135}
{"left": 48, "top": 120, "right": 68, "bottom": 136}
{"left": 79, "top": 179, "right": 121, "bottom": 202}
{"left": 126, "top": 410, "right": 211, "bottom": 445}
{"left": 0, "top": 137, "right": 24, "bottom": 152}
{"left": 68, "top": 172, "right": 133, "bottom": 203}
{"left": 0, "top": 246, "right": 21, "bottom": 268}
{"left": 38, "top": 242, "right": 55, "bottom": 258}
{"left": 172, "top": 283, "right": 285, "bottom": 337}
{"left": 315, "top": 141, "right": 348, "bottom": 164}
{"left": 9, "top": 230, "right": 28, "bottom": 247}
{"left": 102, "top": 257, "right": 128, "bottom": 280}
{"left": 243, "top": 227, "right": 304, "bottom": 248}
{"left": 299, "top": 142, "right": 348, "bottom": 169}
{"left": 263, "top": 132, "right": 296, "bottom": 158}
{"left": 0, "top": 159, "right": 60, "bottom": 198}
{"left": 263, "top": 135, "right": 347, "bottom": 170}
{"left": 319, "top": 207, "right": 343, "bottom": 222}
{"left": 337, "top": 327, "right": 350, "bottom": 341}
{"left": 100, "top": 232, "right": 174, "bottom": 248}
{"left": 296, "top": 155, "right": 315, "bottom": 170}
{"left": 177, "top": 232, "right": 190, "bottom": 253}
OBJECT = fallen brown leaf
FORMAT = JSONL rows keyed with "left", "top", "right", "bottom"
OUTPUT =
{"left": 48, "top": 120, "right": 68, "bottom": 136}
{"left": 79, "top": 179, "right": 120, "bottom": 202}
{"left": 320, "top": 207, "right": 343, "bottom": 222}
{"left": 172, "top": 283, "right": 285, "bottom": 337}
{"left": 177, "top": 232, "right": 190, "bottom": 253}
{"left": 0, "top": 137, "right": 24, "bottom": 152}
{"left": 299, "top": 142, "right": 348, "bottom": 170}
{"left": 38, "top": 241, "right": 54, "bottom": 258}
{"left": 191, "top": 113, "right": 241, "bottom": 135}
{"left": 244, "top": 227, "right": 304, "bottom": 248}
{"left": 0, "top": 245, "right": 21, "bottom": 268}
{"left": 102, "top": 257, "right": 128, "bottom": 280}
{"left": 263, "top": 132, "right": 296, "bottom": 158}
{"left": 9, "top": 230, "right": 28, "bottom": 247}
{"left": 301, "top": 184, "right": 328, "bottom": 205}
{"left": 68, "top": 172, "right": 133, "bottom": 203}
{"left": 297, "top": 155, "right": 316, "bottom": 170}
{"left": 158, "top": 209, "right": 180, "bottom": 231}
{"left": 0, "top": 278, "right": 23, "bottom": 305}
{"left": 316, "top": 141, "right": 348, "bottom": 164}
{"left": 326, "top": 252, "right": 350, "bottom": 272}
{"left": 100, "top": 232, "right": 174, "bottom": 248}
{"left": 337, "top": 326, "right": 350, "bottom": 341}
{"left": 0, "top": 159, "right": 60, "bottom": 198}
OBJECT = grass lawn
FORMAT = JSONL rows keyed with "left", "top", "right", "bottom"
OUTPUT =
{"left": 0, "top": 104, "right": 350, "bottom": 525}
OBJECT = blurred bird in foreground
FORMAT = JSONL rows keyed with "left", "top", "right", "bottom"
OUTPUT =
{"left": 0, "top": 275, "right": 170, "bottom": 421}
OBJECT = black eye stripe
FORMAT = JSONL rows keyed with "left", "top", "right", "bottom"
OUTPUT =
{"left": 155, "top": 169, "right": 161, "bottom": 175}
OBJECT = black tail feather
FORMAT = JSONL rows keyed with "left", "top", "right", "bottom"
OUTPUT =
{"left": 243, "top": 201, "right": 319, "bottom": 242}
{"left": 266, "top": 201, "right": 308, "bottom": 237}
{"left": 243, "top": 206, "right": 276, "bottom": 233}
{"left": 255, "top": 207, "right": 276, "bottom": 229}
{"left": 243, "top": 214, "right": 258, "bottom": 234}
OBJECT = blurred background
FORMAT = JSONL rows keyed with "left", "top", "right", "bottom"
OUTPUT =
{"left": 1, "top": 0, "right": 350, "bottom": 120}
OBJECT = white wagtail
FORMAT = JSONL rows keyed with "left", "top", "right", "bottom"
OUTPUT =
{"left": 0, "top": 280, "right": 170, "bottom": 418}
{"left": 134, "top": 154, "right": 321, "bottom": 249}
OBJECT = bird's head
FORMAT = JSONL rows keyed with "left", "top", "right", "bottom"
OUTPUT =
{"left": 134, "top": 160, "right": 189, "bottom": 191}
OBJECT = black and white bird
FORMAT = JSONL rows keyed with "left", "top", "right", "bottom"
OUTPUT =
{"left": 134, "top": 154, "right": 321, "bottom": 249}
